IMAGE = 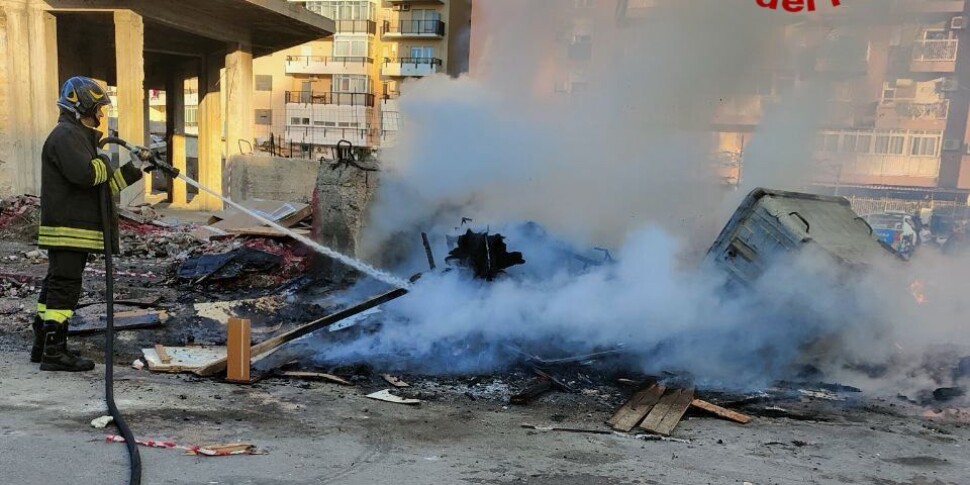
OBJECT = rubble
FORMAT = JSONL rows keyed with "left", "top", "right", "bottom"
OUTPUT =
{"left": 0, "top": 195, "right": 40, "bottom": 241}
{"left": 445, "top": 229, "right": 525, "bottom": 280}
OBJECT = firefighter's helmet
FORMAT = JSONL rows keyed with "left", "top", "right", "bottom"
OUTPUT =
{"left": 57, "top": 76, "right": 111, "bottom": 124}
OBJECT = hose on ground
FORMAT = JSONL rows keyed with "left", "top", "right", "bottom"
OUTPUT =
{"left": 100, "top": 172, "right": 142, "bottom": 485}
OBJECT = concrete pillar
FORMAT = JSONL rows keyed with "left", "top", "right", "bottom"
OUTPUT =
{"left": 0, "top": 3, "right": 58, "bottom": 196}
{"left": 27, "top": 6, "right": 58, "bottom": 195}
{"left": 225, "top": 42, "right": 253, "bottom": 158}
{"left": 1, "top": 4, "right": 30, "bottom": 196}
{"left": 170, "top": 134, "right": 187, "bottom": 206}
{"left": 114, "top": 10, "right": 146, "bottom": 207}
{"left": 165, "top": 71, "right": 187, "bottom": 205}
{"left": 195, "top": 52, "right": 224, "bottom": 211}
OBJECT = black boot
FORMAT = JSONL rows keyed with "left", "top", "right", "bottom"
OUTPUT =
{"left": 30, "top": 315, "right": 44, "bottom": 363}
{"left": 40, "top": 322, "right": 94, "bottom": 372}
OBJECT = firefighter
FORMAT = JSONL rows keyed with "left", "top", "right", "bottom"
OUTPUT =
{"left": 32, "top": 76, "right": 144, "bottom": 372}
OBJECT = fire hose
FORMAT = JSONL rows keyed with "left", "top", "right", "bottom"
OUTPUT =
{"left": 97, "top": 136, "right": 173, "bottom": 485}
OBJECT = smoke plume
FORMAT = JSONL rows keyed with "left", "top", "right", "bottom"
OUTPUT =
{"left": 330, "top": 1, "right": 970, "bottom": 394}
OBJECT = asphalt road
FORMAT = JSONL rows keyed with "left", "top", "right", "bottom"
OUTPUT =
{"left": 1, "top": 351, "right": 968, "bottom": 485}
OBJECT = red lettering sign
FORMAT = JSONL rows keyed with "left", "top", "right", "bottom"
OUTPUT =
{"left": 756, "top": 0, "right": 841, "bottom": 12}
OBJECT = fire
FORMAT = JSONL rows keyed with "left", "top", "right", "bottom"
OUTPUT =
{"left": 909, "top": 280, "right": 927, "bottom": 305}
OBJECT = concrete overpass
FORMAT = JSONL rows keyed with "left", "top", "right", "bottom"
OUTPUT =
{"left": 0, "top": 0, "right": 334, "bottom": 210}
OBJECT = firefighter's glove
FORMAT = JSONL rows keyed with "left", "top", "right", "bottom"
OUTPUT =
{"left": 143, "top": 156, "right": 181, "bottom": 178}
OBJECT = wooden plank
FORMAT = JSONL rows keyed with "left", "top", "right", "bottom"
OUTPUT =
{"left": 142, "top": 346, "right": 227, "bottom": 373}
{"left": 69, "top": 310, "right": 169, "bottom": 335}
{"left": 640, "top": 387, "right": 695, "bottom": 436}
{"left": 194, "top": 287, "right": 408, "bottom": 377}
{"left": 366, "top": 389, "right": 421, "bottom": 405}
{"left": 281, "top": 371, "right": 352, "bottom": 386}
{"left": 154, "top": 344, "right": 172, "bottom": 364}
{"left": 607, "top": 382, "right": 666, "bottom": 432}
{"left": 690, "top": 399, "right": 752, "bottom": 424}
{"left": 382, "top": 374, "right": 410, "bottom": 388}
{"left": 227, "top": 318, "right": 252, "bottom": 383}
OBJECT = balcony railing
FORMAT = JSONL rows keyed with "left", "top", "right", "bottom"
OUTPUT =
{"left": 880, "top": 99, "right": 950, "bottom": 119}
{"left": 913, "top": 39, "right": 959, "bottom": 62}
{"left": 285, "top": 91, "right": 376, "bottom": 107}
{"left": 285, "top": 55, "right": 374, "bottom": 66}
{"left": 382, "top": 57, "right": 443, "bottom": 77}
{"left": 382, "top": 19, "right": 446, "bottom": 37}
{"left": 333, "top": 19, "right": 377, "bottom": 35}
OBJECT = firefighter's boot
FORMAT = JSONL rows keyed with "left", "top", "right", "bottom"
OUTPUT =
{"left": 30, "top": 315, "right": 44, "bottom": 363}
{"left": 40, "top": 322, "right": 94, "bottom": 372}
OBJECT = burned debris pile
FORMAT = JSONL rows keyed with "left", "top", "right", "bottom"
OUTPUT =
{"left": 445, "top": 229, "right": 525, "bottom": 280}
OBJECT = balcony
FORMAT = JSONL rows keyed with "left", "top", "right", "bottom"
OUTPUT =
{"left": 876, "top": 100, "right": 950, "bottom": 130}
{"left": 382, "top": 57, "right": 442, "bottom": 77}
{"left": 384, "top": 0, "right": 443, "bottom": 4}
{"left": 911, "top": 39, "right": 959, "bottom": 72}
{"left": 814, "top": 153, "right": 941, "bottom": 188}
{"left": 381, "top": 19, "right": 445, "bottom": 38}
{"left": 285, "top": 91, "right": 376, "bottom": 107}
{"left": 283, "top": 104, "right": 374, "bottom": 148}
{"left": 333, "top": 19, "right": 377, "bottom": 35}
{"left": 284, "top": 56, "right": 373, "bottom": 76}
{"left": 711, "top": 95, "right": 777, "bottom": 127}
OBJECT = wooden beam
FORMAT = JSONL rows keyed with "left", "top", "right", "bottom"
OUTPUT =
{"left": 607, "top": 382, "right": 666, "bottom": 432}
{"left": 194, "top": 288, "right": 408, "bottom": 377}
{"left": 690, "top": 399, "right": 753, "bottom": 425}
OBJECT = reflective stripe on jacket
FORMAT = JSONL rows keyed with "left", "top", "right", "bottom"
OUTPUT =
{"left": 39, "top": 113, "right": 144, "bottom": 253}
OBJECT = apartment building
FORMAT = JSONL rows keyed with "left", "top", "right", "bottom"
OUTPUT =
{"left": 249, "top": 0, "right": 471, "bottom": 157}
{"left": 707, "top": 1, "right": 970, "bottom": 199}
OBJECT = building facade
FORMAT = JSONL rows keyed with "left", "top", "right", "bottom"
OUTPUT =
{"left": 250, "top": 0, "right": 472, "bottom": 157}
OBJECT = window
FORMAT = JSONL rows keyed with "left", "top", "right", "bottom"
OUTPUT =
{"left": 410, "top": 46, "right": 434, "bottom": 59}
{"left": 255, "top": 75, "right": 272, "bottom": 92}
{"left": 911, "top": 133, "right": 940, "bottom": 156}
{"left": 184, "top": 106, "right": 198, "bottom": 126}
{"left": 881, "top": 81, "right": 896, "bottom": 102}
{"left": 334, "top": 36, "right": 370, "bottom": 57}
{"left": 255, "top": 109, "right": 272, "bottom": 126}
{"left": 841, "top": 133, "right": 857, "bottom": 152}
{"left": 305, "top": 1, "right": 373, "bottom": 21}
{"left": 855, "top": 134, "right": 872, "bottom": 153}
{"left": 874, "top": 132, "right": 905, "bottom": 154}
{"left": 289, "top": 117, "right": 310, "bottom": 125}
{"left": 333, "top": 74, "right": 370, "bottom": 93}
{"left": 923, "top": 29, "right": 948, "bottom": 40}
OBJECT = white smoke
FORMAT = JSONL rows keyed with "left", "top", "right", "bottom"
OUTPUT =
{"left": 334, "top": 1, "right": 970, "bottom": 393}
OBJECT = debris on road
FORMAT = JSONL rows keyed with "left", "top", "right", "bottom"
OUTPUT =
{"left": 638, "top": 387, "right": 694, "bottom": 436}
{"left": 105, "top": 435, "right": 266, "bottom": 457}
{"left": 366, "top": 389, "right": 421, "bottom": 405}
{"left": 689, "top": 399, "right": 753, "bottom": 425}
{"left": 520, "top": 424, "right": 613, "bottom": 435}
{"left": 142, "top": 346, "right": 227, "bottom": 373}
{"left": 383, "top": 374, "right": 410, "bottom": 388}
{"left": 608, "top": 381, "right": 666, "bottom": 432}
{"left": 445, "top": 229, "right": 524, "bottom": 280}
{"left": 68, "top": 310, "right": 169, "bottom": 335}
{"left": 281, "top": 371, "right": 353, "bottom": 386}
{"left": 90, "top": 416, "right": 114, "bottom": 429}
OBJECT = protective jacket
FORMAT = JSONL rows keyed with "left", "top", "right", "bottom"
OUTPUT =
{"left": 39, "top": 113, "right": 143, "bottom": 253}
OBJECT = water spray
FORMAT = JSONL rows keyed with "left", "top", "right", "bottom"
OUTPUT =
{"left": 102, "top": 137, "right": 410, "bottom": 289}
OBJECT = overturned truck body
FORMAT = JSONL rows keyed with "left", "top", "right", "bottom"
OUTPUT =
{"left": 704, "top": 188, "right": 897, "bottom": 289}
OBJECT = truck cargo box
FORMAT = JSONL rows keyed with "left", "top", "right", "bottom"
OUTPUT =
{"left": 704, "top": 188, "right": 896, "bottom": 289}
